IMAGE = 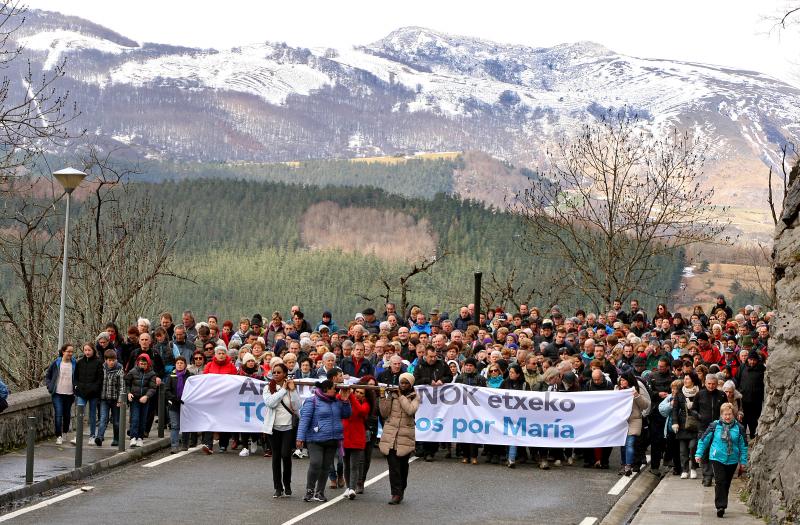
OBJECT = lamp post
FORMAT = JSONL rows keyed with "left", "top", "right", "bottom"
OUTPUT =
{"left": 53, "top": 168, "right": 87, "bottom": 350}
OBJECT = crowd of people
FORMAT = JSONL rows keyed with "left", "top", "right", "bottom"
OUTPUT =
{"left": 43, "top": 295, "right": 763, "bottom": 512}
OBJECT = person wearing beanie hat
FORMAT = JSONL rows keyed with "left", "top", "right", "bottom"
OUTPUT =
{"left": 379, "top": 371, "right": 419, "bottom": 504}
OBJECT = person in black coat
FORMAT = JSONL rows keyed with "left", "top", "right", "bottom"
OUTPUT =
{"left": 165, "top": 356, "right": 194, "bottom": 452}
{"left": 74, "top": 343, "right": 104, "bottom": 441}
{"left": 736, "top": 351, "right": 766, "bottom": 439}
{"left": 413, "top": 348, "right": 452, "bottom": 462}
{"left": 694, "top": 374, "right": 727, "bottom": 485}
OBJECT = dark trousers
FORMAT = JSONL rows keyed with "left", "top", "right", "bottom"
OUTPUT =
{"left": 649, "top": 413, "right": 666, "bottom": 468}
{"left": 52, "top": 393, "right": 75, "bottom": 436}
{"left": 145, "top": 393, "right": 158, "bottom": 435}
{"left": 344, "top": 448, "right": 365, "bottom": 490}
{"left": 462, "top": 443, "right": 480, "bottom": 460}
{"left": 386, "top": 449, "right": 410, "bottom": 497}
{"left": 742, "top": 400, "right": 761, "bottom": 439}
{"left": 203, "top": 431, "right": 229, "bottom": 449}
{"left": 307, "top": 440, "right": 338, "bottom": 496}
{"left": 268, "top": 429, "right": 293, "bottom": 492}
{"left": 421, "top": 441, "right": 438, "bottom": 457}
{"left": 361, "top": 431, "right": 377, "bottom": 484}
{"left": 711, "top": 461, "right": 738, "bottom": 510}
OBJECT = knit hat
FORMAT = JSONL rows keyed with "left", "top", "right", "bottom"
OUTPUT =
{"left": 96, "top": 331, "right": 110, "bottom": 342}
{"left": 740, "top": 335, "right": 753, "bottom": 348}
{"left": 250, "top": 314, "right": 263, "bottom": 327}
{"left": 399, "top": 372, "right": 415, "bottom": 386}
{"left": 747, "top": 350, "right": 760, "bottom": 361}
{"left": 241, "top": 352, "right": 256, "bottom": 365}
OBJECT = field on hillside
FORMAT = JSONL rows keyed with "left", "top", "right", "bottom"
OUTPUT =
{"left": 672, "top": 262, "right": 771, "bottom": 314}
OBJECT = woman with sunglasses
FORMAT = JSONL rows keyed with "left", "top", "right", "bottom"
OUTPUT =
{"left": 187, "top": 351, "right": 206, "bottom": 375}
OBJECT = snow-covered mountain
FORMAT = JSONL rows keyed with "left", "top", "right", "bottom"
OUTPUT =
{"left": 11, "top": 11, "right": 800, "bottom": 236}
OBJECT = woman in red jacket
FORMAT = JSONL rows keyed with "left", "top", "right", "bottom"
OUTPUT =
{"left": 341, "top": 387, "right": 370, "bottom": 500}
{"left": 201, "top": 347, "right": 238, "bottom": 454}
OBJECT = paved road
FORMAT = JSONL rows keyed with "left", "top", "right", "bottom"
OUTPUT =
{"left": 2, "top": 446, "right": 630, "bottom": 525}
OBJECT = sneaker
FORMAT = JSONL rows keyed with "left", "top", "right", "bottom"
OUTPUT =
{"left": 283, "top": 487, "right": 292, "bottom": 497}
{"left": 539, "top": 460, "right": 550, "bottom": 470}
{"left": 680, "top": 472, "right": 689, "bottom": 479}
{"left": 690, "top": 469, "right": 697, "bottom": 479}
{"left": 567, "top": 455, "right": 575, "bottom": 466}
{"left": 293, "top": 449, "right": 303, "bottom": 459}
{"left": 218, "top": 447, "right": 226, "bottom": 453}
{"left": 170, "top": 447, "right": 178, "bottom": 454}
{"left": 273, "top": 490, "right": 282, "bottom": 498}
{"left": 56, "top": 436, "right": 63, "bottom": 445}
{"left": 249, "top": 441, "right": 257, "bottom": 454}
{"left": 347, "top": 488, "right": 356, "bottom": 500}
{"left": 202, "top": 444, "right": 213, "bottom": 455}
{"left": 717, "top": 508, "right": 725, "bottom": 518}
{"left": 508, "top": 461, "right": 516, "bottom": 469}
{"left": 130, "top": 438, "right": 138, "bottom": 448}
{"left": 239, "top": 448, "right": 250, "bottom": 457}
{"left": 303, "top": 490, "right": 314, "bottom": 502}
{"left": 312, "top": 492, "right": 327, "bottom": 502}
{"left": 70, "top": 435, "right": 77, "bottom": 445}
{"left": 137, "top": 438, "right": 144, "bottom": 447}
{"left": 94, "top": 437, "right": 103, "bottom": 447}
{"left": 554, "top": 459, "right": 562, "bottom": 467}
{"left": 301, "top": 448, "right": 308, "bottom": 458}
{"left": 624, "top": 465, "right": 633, "bottom": 477}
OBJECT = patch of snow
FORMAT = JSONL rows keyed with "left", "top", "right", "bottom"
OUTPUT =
{"left": 682, "top": 266, "right": 696, "bottom": 278}
{"left": 18, "top": 30, "right": 135, "bottom": 70}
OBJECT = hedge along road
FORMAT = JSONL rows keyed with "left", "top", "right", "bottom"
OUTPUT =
{"left": 1, "top": 444, "right": 632, "bottom": 525}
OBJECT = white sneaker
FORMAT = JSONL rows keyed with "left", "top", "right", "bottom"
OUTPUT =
{"left": 690, "top": 469, "right": 697, "bottom": 479}
{"left": 301, "top": 448, "right": 308, "bottom": 458}
{"left": 137, "top": 438, "right": 144, "bottom": 447}
{"left": 56, "top": 436, "right": 63, "bottom": 445}
{"left": 293, "top": 449, "right": 303, "bottom": 459}
{"left": 130, "top": 438, "right": 138, "bottom": 448}
{"left": 249, "top": 441, "right": 257, "bottom": 454}
{"left": 680, "top": 472, "right": 689, "bottom": 479}
{"left": 239, "top": 448, "right": 250, "bottom": 457}
{"left": 567, "top": 455, "right": 575, "bottom": 466}
{"left": 554, "top": 459, "right": 562, "bottom": 467}
{"left": 70, "top": 435, "right": 77, "bottom": 445}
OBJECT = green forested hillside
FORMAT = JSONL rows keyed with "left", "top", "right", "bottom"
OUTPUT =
{"left": 130, "top": 178, "right": 684, "bottom": 324}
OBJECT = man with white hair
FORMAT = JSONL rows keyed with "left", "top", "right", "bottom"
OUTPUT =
{"left": 316, "top": 352, "right": 338, "bottom": 380}
{"left": 378, "top": 355, "right": 406, "bottom": 386}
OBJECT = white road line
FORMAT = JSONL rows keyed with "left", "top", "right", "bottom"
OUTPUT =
{"left": 142, "top": 445, "right": 203, "bottom": 468}
{"left": 0, "top": 486, "right": 94, "bottom": 523}
{"left": 578, "top": 518, "right": 598, "bottom": 525}
{"left": 281, "top": 456, "right": 418, "bottom": 525}
{"left": 608, "top": 455, "right": 650, "bottom": 496}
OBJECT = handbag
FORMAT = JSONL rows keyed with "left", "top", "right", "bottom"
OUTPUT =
{"left": 684, "top": 410, "right": 699, "bottom": 432}
{"left": 281, "top": 393, "right": 300, "bottom": 428}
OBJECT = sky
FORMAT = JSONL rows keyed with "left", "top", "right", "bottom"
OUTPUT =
{"left": 24, "top": 0, "right": 800, "bottom": 86}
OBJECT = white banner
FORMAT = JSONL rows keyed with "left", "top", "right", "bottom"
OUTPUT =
{"left": 414, "top": 384, "right": 633, "bottom": 448}
{"left": 181, "top": 376, "right": 633, "bottom": 448}
{"left": 181, "top": 375, "right": 318, "bottom": 433}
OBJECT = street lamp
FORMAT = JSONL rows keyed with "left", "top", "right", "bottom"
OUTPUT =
{"left": 53, "top": 168, "right": 87, "bottom": 351}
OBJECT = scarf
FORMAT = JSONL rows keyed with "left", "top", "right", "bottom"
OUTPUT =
{"left": 175, "top": 370, "right": 187, "bottom": 399}
{"left": 487, "top": 375, "right": 504, "bottom": 388}
{"left": 314, "top": 388, "right": 336, "bottom": 402}
{"left": 682, "top": 384, "right": 699, "bottom": 410}
{"left": 719, "top": 420, "right": 734, "bottom": 455}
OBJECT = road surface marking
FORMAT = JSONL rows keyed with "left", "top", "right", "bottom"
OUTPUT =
{"left": 0, "top": 486, "right": 94, "bottom": 523}
{"left": 578, "top": 518, "right": 597, "bottom": 525}
{"left": 281, "top": 456, "right": 418, "bottom": 525}
{"left": 142, "top": 445, "right": 202, "bottom": 468}
{"left": 608, "top": 455, "right": 650, "bottom": 495}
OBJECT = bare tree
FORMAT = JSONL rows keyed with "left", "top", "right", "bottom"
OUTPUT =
{"left": 512, "top": 109, "right": 730, "bottom": 311}
{"left": 66, "top": 147, "right": 192, "bottom": 338}
{"left": 480, "top": 267, "right": 571, "bottom": 313}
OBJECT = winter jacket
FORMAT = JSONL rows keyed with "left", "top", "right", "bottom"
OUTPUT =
{"left": 455, "top": 372, "right": 487, "bottom": 387}
{"left": 45, "top": 356, "right": 77, "bottom": 395}
{"left": 695, "top": 388, "right": 727, "bottom": 430}
{"left": 74, "top": 355, "right": 103, "bottom": 399}
{"left": 125, "top": 366, "right": 157, "bottom": 400}
{"left": 672, "top": 390, "right": 700, "bottom": 440}
{"left": 647, "top": 370, "right": 675, "bottom": 408}
{"left": 262, "top": 382, "right": 301, "bottom": 435}
{"left": 203, "top": 356, "right": 238, "bottom": 375}
{"left": 154, "top": 341, "right": 180, "bottom": 375}
{"left": 100, "top": 361, "right": 124, "bottom": 401}
{"left": 379, "top": 391, "right": 419, "bottom": 457}
{"left": 297, "top": 389, "right": 351, "bottom": 443}
{"left": 698, "top": 345, "right": 723, "bottom": 367}
{"left": 377, "top": 368, "right": 405, "bottom": 386}
{"left": 696, "top": 419, "right": 748, "bottom": 466}
{"left": 341, "top": 357, "right": 374, "bottom": 378}
{"left": 413, "top": 359, "right": 452, "bottom": 385}
{"left": 522, "top": 368, "right": 544, "bottom": 390}
{"left": 165, "top": 369, "right": 194, "bottom": 406}
{"left": 127, "top": 348, "right": 165, "bottom": 377}
{"left": 342, "top": 394, "right": 370, "bottom": 449}
{"left": 736, "top": 360, "right": 766, "bottom": 404}
{"left": 618, "top": 382, "right": 651, "bottom": 436}
{"left": 172, "top": 340, "right": 195, "bottom": 364}
{"left": 237, "top": 365, "right": 265, "bottom": 380}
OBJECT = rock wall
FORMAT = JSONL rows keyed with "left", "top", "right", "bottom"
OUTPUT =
{"left": 748, "top": 162, "right": 800, "bottom": 524}
{"left": 0, "top": 387, "right": 56, "bottom": 452}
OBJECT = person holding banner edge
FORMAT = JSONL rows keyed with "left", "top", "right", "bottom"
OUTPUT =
{"left": 379, "top": 372, "right": 419, "bottom": 505}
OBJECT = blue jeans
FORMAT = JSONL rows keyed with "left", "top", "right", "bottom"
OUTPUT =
{"left": 75, "top": 396, "right": 98, "bottom": 437}
{"left": 168, "top": 409, "right": 187, "bottom": 448}
{"left": 52, "top": 393, "right": 74, "bottom": 437}
{"left": 97, "top": 400, "right": 120, "bottom": 442}
{"left": 620, "top": 435, "right": 636, "bottom": 465}
{"left": 508, "top": 445, "right": 518, "bottom": 462}
{"left": 130, "top": 401, "right": 149, "bottom": 439}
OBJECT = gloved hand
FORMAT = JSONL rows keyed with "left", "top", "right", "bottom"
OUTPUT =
{"left": 671, "top": 423, "right": 679, "bottom": 433}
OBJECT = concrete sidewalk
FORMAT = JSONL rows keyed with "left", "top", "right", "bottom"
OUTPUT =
{"left": 631, "top": 472, "right": 760, "bottom": 524}
{"left": 0, "top": 422, "right": 168, "bottom": 506}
